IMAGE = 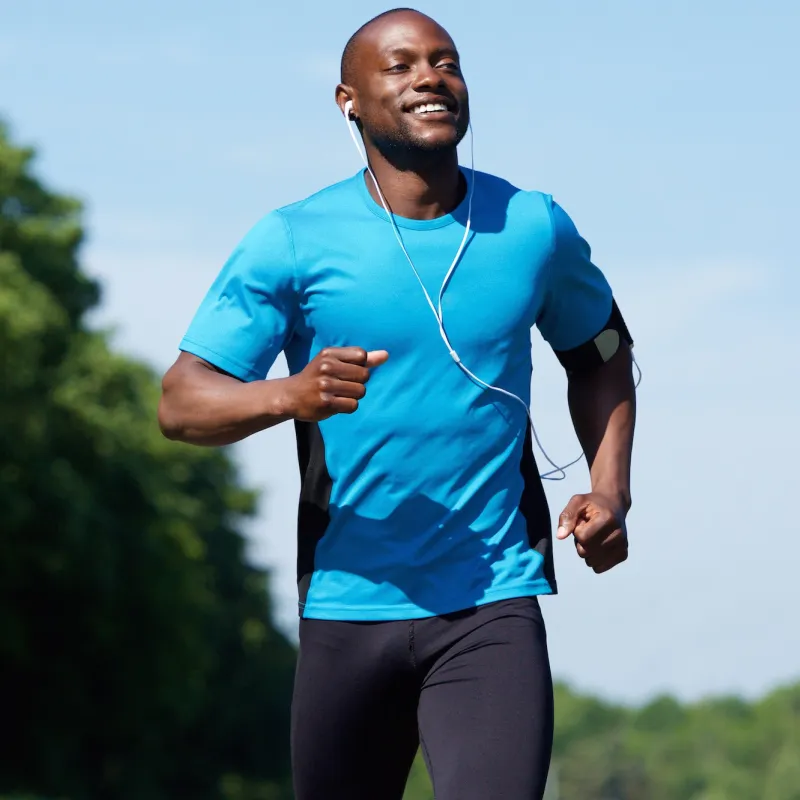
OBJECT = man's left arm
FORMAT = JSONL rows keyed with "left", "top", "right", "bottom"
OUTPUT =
{"left": 535, "top": 196, "right": 637, "bottom": 573}
{"left": 556, "top": 345, "right": 636, "bottom": 573}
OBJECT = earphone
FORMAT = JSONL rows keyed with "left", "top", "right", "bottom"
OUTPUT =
{"left": 340, "top": 99, "right": 640, "bottom": 480}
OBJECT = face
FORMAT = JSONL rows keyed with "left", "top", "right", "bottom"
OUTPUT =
{"left": 339, "top": 12, "right": 470, "bottom": 155}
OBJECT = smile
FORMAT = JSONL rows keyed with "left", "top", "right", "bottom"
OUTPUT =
{"left": 411, "top": 103, "right": 451, "bottom": 115}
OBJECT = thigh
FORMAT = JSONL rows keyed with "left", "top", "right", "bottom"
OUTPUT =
{"left": 417, "top": 597, "right": 554, "bottom": 800}
{"left": 291, "top": 617, "right": 420, "bottom": 800}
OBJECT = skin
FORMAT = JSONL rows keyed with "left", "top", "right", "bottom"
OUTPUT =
{"left": 335, "top": 10, "right": 470, "bottom": 220}
{"left": 159, "top": 9, "right": 636, "bottom": 574}
{"left": 158, "top": 347, "right": 389, "bottom": 447}
{"left": 557, "top": 347, "right": 636, "bottom": 574}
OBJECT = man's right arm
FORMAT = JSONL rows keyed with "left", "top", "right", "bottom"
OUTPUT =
{"left": 160, "top": 211, "right": 389, "bottom": 446}
{"left": 158, "top": 347, "right": 389, "bottom": 447}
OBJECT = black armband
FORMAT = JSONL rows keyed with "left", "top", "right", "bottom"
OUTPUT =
{"left": 553, "top": 298, "right": 633, "bottom": 373}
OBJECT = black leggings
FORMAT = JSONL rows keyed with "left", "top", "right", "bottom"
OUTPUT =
{"left": 291, "top": 596, "right": 554, "bottom": 799}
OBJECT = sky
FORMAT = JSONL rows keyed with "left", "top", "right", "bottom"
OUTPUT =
{"left": 2, "top": 0, "right": 798, "bottom": 704}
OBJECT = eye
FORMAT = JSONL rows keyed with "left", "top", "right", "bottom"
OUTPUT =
{"left": 438, "top": 61, "right": 461, "bottom": 73}
{"left": 386, "top": 63, "right": 409, "bottom": 73}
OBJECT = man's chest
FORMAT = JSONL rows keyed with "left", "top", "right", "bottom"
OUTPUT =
{"left": 295, "top": 227, "right": 551, "bottom": 354}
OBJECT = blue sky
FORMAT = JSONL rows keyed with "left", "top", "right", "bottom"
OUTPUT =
{"left": 2, "top": 0, "right": 798, "bottom": 703}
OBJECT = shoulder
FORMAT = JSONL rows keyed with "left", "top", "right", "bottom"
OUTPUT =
{"left": 470, "top": 168, "right": 550, "bottom": 198}
{"left": 477, "top": 172, "right": 585, "bottom": 246}
{"left": 274, "top": 172, "right": 363, "bottom": 225}
{"left": 470, "top": 169, "right": 554, "bottom": 215}
{"left": 237, "top": 173, "right": 363, "bottom": 255}
{"left": 469, "top": 169, "right": 561, "bottom": 242}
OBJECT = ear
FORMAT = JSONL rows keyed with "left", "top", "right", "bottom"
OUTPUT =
{"left": 335, "top": 84, "right": 357, "bottom": 120}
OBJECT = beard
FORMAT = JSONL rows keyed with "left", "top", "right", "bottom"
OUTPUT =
{"left": 364, "top": 108, "right": 469, "bottom": 161}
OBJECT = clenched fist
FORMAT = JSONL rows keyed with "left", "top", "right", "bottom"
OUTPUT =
{"left": 556, "top": 492, "right": 629, "bottom": 574}
{"left": 284, "top": 347, "right": 389, "bottom": 422}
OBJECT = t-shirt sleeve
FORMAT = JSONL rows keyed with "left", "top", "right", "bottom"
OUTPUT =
{"left": 536, "top": 196, "right": 614, "bottom": 353}
{"left": 179, "top": 210, "right": 298, "bottom": 381}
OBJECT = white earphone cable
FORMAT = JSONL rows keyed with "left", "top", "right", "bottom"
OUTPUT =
{"left": 343, "top": 105, "right": 639, "bottom": 480}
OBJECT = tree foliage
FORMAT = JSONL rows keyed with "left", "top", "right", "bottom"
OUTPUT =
{"left": 402, "top": 681, "right": 800, "bottom": 800}
{"left": 0, "top": 121, "right": 295, "bottom": 800}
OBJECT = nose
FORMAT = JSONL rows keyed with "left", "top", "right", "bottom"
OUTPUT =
{"left": 411, "top": 60, "right": 446, "bottom": 91}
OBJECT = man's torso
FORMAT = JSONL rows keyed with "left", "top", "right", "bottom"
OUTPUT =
{"left": 278, "top": 169, "right": 557, "bottom": 619}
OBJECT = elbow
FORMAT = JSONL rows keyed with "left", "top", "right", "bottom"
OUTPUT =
{"left": 157, "top": 400, "right": 181, "bottom": 441}
{"left": 158, "top": 370, "right": 187, "bottom": 441}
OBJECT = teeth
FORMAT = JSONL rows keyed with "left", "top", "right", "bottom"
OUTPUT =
{"left": 413, "top": 102, "right": 448, "bottom": 114}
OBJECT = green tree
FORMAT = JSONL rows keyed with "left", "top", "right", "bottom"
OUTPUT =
{"left": 403, "top": 754, "right": 434, "bottom": 800}
{"left": 0, "top": 122, "right": 295, "bottom": 799}
{"left": 548, "top": 681, "right": 800, "bottom": 800}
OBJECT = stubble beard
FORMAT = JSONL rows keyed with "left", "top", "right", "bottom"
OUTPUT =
{"left": 367, "top": 112, "right": 469, "bottom": 163}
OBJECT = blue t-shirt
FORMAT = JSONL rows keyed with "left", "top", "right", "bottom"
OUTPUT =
{"left": 180, "top": 168, "right": 613, "bottom": 621}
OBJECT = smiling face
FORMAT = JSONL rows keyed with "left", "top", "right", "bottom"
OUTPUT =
{"left": 338, "top": 11, "right": 470, "bottom": 156}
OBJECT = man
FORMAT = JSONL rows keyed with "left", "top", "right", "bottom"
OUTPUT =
{"left": 159, "top": 7, "right": 636, "bottom": 799}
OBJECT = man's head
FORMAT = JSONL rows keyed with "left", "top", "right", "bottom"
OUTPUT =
{"left": 336, "top": 9, "right": 469, "bottom": 157}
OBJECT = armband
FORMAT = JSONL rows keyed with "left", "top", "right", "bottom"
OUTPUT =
{"left": 553, "top": 298, "right": 633, "bottom": 372}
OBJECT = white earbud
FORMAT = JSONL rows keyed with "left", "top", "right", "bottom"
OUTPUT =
{"left": 344, "top": 100, "right": 355, "bottom": 120}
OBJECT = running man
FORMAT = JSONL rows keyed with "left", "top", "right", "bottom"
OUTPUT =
{"left": 159, "top": 8, "right": 637, "bottom": 799}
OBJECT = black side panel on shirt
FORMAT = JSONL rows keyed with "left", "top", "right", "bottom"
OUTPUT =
{"left": 294, "top": 420, "right": 332, "bottom": 612}
{"left": 518, "top": 425, "right": 557, "bottom": 592}
{"left": 294, "top": 422, "right": 556, "bottom": 609}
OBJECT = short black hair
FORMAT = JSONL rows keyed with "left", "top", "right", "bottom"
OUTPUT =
{"left": 340, "top": 8, "right": 424, "bottom": 85}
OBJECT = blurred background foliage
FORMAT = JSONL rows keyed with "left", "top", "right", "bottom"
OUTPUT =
{"left": 2, "top": 123, "right": 798, "bottom": 799}
{"left": 0, "top": 122, "right": 295, "bottom": 800}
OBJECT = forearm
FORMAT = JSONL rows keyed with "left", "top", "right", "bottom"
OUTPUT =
{"left": 567, "top": 346, "right": 636, "bottom": 511}
{"left": 158, "top": 359, "right": 294, "bottom": 447}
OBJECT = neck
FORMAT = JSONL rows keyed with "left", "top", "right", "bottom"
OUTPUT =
{"left": 361, "top": 144, "right": 464, "bottom": 221}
